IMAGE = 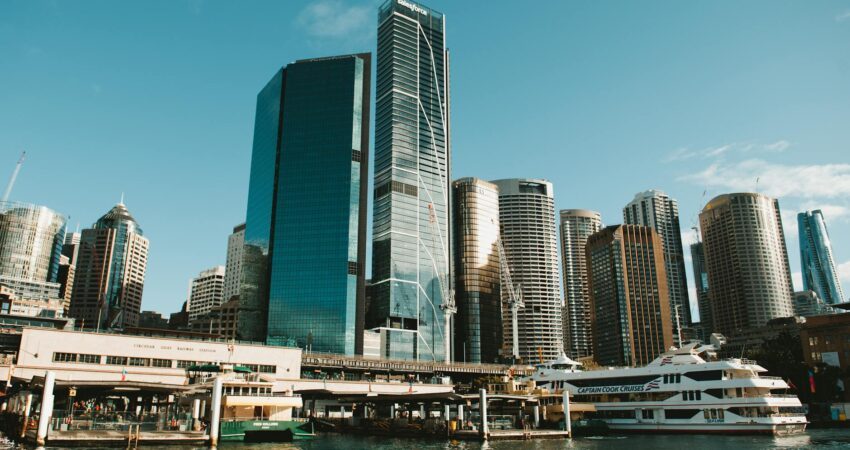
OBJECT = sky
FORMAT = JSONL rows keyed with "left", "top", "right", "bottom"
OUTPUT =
{"left": 2, "top": 0, "right": 850, "bottom": 318}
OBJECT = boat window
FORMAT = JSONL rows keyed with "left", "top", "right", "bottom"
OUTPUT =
{"left": 684, "top": 370, "right": 722, "bottom": 381}
{"left": 642, "top": 409, "right": 653, "bottom": 419}
{"left": 676, "top": 374, "right": 681, "bottom": 383}
{"left": 666, "top": 409, "right": 699, "bottom": 419}
{"left": 663, "top": 374, "right": 669, "bottom": 383}
{"left": 695, "top": 391, "right": 701, "bottom": 400}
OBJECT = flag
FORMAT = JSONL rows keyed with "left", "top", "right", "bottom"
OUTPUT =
{"left": 808, "top": 370, "right": 816, "bottom": 394}
{"left": 121, "top": 368, "right": 127, "bottom": 382}
{"left": 786, "top": 378, "right": 798, "bottom": 390}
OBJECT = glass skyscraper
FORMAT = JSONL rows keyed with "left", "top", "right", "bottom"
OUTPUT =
{"left": 798, "top": 210, "right": 845, "bottom": 304}
{"left": 368, "top": 0, "right": 451, "bottom": 361}
{"left": 0, "top": 201, "right": 66, "bottom": 300}
{"left": 690, "top": 241, "right": 712, "bottom": 338}
{"left": 239, "top": 54, "right": 371, "bottom": 355}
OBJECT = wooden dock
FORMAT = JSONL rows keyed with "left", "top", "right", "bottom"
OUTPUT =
{"left": 451, "top": 429, "right": 570, "bottom": 441}
{"left": 26, "top": 429, "right": 208, "bottom": 447}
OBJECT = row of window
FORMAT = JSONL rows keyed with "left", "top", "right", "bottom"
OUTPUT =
{"left": 52, "top": 352, "right": 276, "bottom": 373}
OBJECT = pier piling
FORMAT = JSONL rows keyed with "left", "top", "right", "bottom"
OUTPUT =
{"left": 479, "top": 388, "right": 488, "bottom": 439}
{"left": 36, "top": 370, "right": 56, "bottom": 447}
{"left": 21, "top": 392, "right": 33, "bottom": 439}
{"left": 209, "top": 377, "right": 223, "bottom": 447}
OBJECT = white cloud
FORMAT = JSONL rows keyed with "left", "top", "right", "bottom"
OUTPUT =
{"left": 836, "top": 10, "right": 850, "bottom": 22}
{"left": 297, "top": 0, "right": 372, "bottom": 39}
{"left": 798, "top": 203, "right": 850, "bottom": 222}
{"left": 839, "top": 261, "right": 850, "bottom": 289}
{"left": 681, "top": 227, "right": 700, "bottom": 247}
{"left": 679, "top": 159, "right": 850, "bottom": 199}
{"left": 663, "top": 140, "right": 790, "bottom": 163}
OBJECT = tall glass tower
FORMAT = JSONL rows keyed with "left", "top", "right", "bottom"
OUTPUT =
{"left": 239, "top": 54, "right": 371, "bottom": 355}
{"left": 369, "top": 0, "right": 451, "bottom": 361}
{"left": 798, "top": 210, "right": 845, "bottom": 304}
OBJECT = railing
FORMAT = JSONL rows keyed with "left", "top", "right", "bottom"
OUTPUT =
{"left": 756, "top": 376, "right": 784, "bottom": 381}
{"left": 48, "top": 410, "right": 194, "bottom": 433}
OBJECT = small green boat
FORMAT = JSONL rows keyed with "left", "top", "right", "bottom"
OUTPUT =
{"left": 220, "top": 417, "right": 315, "bottom": 442}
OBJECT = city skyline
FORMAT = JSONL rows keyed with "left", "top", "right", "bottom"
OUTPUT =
{"left": 3, "top": 0, "right": 850, "bottom": 316}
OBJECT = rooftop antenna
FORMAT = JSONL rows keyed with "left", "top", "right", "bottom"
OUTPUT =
{"left": 755, "top": 177, "right": 760, "bottom": 194}
{"left": 2, "top": 151, "right": 26, "bottom": 203}
{"left": 119, "top": 192, "right": 125, "bottom": 205}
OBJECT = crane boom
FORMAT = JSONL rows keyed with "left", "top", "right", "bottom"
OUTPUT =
{"left": 2, "top": 151, "right": 26, "bottom": 203}
{"left": 496, "top": 236, "right": 523, "bottom": 362}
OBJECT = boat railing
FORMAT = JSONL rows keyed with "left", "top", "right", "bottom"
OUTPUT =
{"left": 45, "top": 410, "right": 194, "bottom": 433}
{"left": 724, "top": 358, "right": 758, "bottom": 365}
{"left": 756, "top": 375, "right": 784, "bottom": 381}
{"left": 222, "top": 416, "right": 310, "bottom": 423}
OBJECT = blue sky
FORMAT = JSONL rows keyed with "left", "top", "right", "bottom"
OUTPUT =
{"left": 2, "top": 0, "right": 850, "bottom": 317}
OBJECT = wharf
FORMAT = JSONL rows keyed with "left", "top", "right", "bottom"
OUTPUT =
{"left": 452, "top": 428, "right": 571, "bottom": 441}
{"left": 24, "top": 429, "right": 208, "bottom": 447}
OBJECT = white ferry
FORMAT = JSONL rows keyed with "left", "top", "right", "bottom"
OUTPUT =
{"left": 525, "top": 343, "right": 807, "bottom": 435}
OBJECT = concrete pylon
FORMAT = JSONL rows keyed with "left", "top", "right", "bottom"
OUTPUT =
{"left": 479, "top": 389, "right": 488, "bottom": 438}
{"left": 209, "top": 377, "right": 223, "bottom": 447}
{"left": 36, "top": 371, "right": 56, "bottom": 447}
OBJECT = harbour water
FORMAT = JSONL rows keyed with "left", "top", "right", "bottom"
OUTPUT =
{"left": 10, "top": 429, "right": 845, "bottom": 450}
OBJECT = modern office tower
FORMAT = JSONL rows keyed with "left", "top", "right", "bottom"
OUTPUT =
{"left": 798, "top": 210, "right": 845, "bottom": 304}
{"left": 223, "top": 223, "right": 245, "bottom": 302}
{"left": 587, "top": 225, "right": 674, "bottom": 367}
{"left": 452, "top": 178, "right": 502, "bottom": 363}
{"left": 187, "top": 266, "right": 225, "bottom": 324}
{"left": 0, "top": 201, "right": 66, "bottom": 300}
{"left": 623, "top": 190, "right": 691, "bottom": 344}
{"left": 699, "top": 193, "right": 795, "bottom": 336}
{"left": 491, "top": 179, "right": 562, "bottom": 363}
{"left": 690, "top": 241, "right": 712, "bottom": 337}
{"left": 559, "top": 209, "right": 602, "bottom": 360}
{"left": 239, "top": 54, "right": 371, "bottom": 355}
{"left": 57, "top": 231, "right": 81, "bottom": 312}
{"left": 368, "top": 0, "right": 451, "bottom": 361}
{"left": 70, "top": 202, "right": 149, "bottom": 329}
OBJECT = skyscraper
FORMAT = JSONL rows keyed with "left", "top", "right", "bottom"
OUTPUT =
{"left": 70, "top": 202, "right": 149, "bottom": 329}
{"left": 239, "top": 54, "right": 371, "bottom": 355}
{"left": 0, "top": 201, "right": 66, "bottom": 300}
{"left": 368, "top": 0, "right": 451, "bottom": 361}
{"left": 689, "top": 241, "right": 712, "bottom": 338}
{"left": 187, "top": 266, "right": 225, "bottom": 324}
{"left": 699, "top": 193, "right": 795, "bottom": 336}
{"left": 492, "top": 179, "right": 561, "bottom": 363}
{"left": 623, "top": 190, "right": 690, "bottom": 344}
{"left": 57, "top": 231, "right": 81, "bottom": 313}
{"left": 452, "top": 178, "right": 502, "bottom": 363}
{"left": 223, "top": 223, "right": 244, "bottom": 302}
{"left": 798, "top": 210, "right": 845, "bottom": 304}
{"left": 559, "top": 209, "right": 602, "bottom": 360}
{"left": 587, "top": 225, "right": 673, "bottom": 367}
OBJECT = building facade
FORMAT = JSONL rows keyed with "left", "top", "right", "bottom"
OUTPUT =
{"left": 699, "top": 193, "right": 795, "bottom": 337}
{"left": 239, "top": 54, "right": 371, "bottom": 355}
{"left": 623, "top": 190, "right": 690, "bottom": 344}
{"left": 587, "top": 225, "right": 673, "bottom": 367}
{"left": 792, "top": 290, "right": 840, "bottom": 317}
{"left": 492, "top": 179, "right": 562, "bottom": 363}
{"left": 559, "top": 209, "right": 602, "bottom": 360}
{"left": 57, "top": 231, "right": 81, "bottom": 313}
{"left": 452, "top": 178, "right": 502, "bottom": 363}
{"left": 368, "top": 0, "right": 451, "bottom": 361}
{"left": 69, "top": 203, "right": 149, "bottom": 329}
{"left": 223, "top": 223, "right": 244, "bottom": 302}
{"left": 690, "top": 241, "right": 712, "bottom": 338}
{"left": 801, "top": 313, "right": 850, "bottom": 401}
{"left": 187, "top": 265, "right": 225, "bottom": 324}
{"left": 0, "top": 201, "right": 66, "bottom": 300}
{"left": 798, "top": 210, "right": 845, "bottom": 304}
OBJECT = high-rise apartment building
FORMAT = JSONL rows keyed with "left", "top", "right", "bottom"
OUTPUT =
{"left": 187, "top": 266, "right": 225, "bottom": 324}
{"left": 623, "top": 190, "right": 690, "bottom": 344}
{"left": 587, "top": 225, "right": 673, "bottom": 367}
{"left": 798, "top": 210, "right": 845, "bottom": 304}
{"left": 699, "top": 193, "right": 795, "bottom": 336}
{"left": 492, "top": 179, "right": 561, "bottom": 363}
{"left": 690, "top": 241, "right": 712, "bottom": 338}
{"left": 0, "top": 201, "right": 66, "bottom": 300}
{"left": 559, "top": 209, "right": 602, "bottom": 360}
{"left": 452, "top": 178, "right": 502, "bottom": 363}
{"left": 368, "top": 0, "right": 451, "bottom": 361}
{"left": 57, "top": 231, "right": 81, "bottom": 313}
{"left": 223, "top": 223, "right": 244, "bottom": 302}
{"left": 239, "top": 54, "right": 370, "bottom": 355}
{"left": 70, "top": 202, "right": 149, "bottom": 329}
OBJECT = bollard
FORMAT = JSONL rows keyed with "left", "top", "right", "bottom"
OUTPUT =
{"left": 192, "top": 398, "right": 201, "bottom": 431}
{"left": 563, "top": 390, "right": 571, "bottom": 436}
{"left": 36, "top": 371, "right": 56, "bottom": 447}
{"left": 21, "top": 392, "right": 33, "bottom": 439}
{"left": 209, "top": 377, "right": 223, "bottom": 447}
{"left": 479, "top": 388, "right": 488, "bottom": 438}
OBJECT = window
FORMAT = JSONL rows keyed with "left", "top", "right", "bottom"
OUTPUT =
{"left": 106, "top": 356, "right": 128, "bottom": 365}
{"left": 151, "top": 359, "right": 172, "bottom": 368}
{"left": 259, "top": 365, "right": 276, "bottom": 374}
{"left": 128, "top": 357, "right": 149, "bottom": 367}
{"left": 53, "top": 352, "right": 76, "bottom": 363}
{"left": 78, "top": 354, "right": 101, "bottom": 364}
{"left": 666, "top": 409, "right": 699, "bottom": 419}
{"left": 177, "top": 360, "right": 196, "bottom": 369}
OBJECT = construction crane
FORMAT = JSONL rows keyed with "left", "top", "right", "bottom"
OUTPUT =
{"left": 428, "top": 203, "right": 455, "bottom": 364}
{"left": 2, "top": 151, "right": 26, "bottom": 203}
{"left": 496, "top": 234, "right": 524, "bottom": 363}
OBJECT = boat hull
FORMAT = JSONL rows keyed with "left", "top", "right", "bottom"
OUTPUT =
{"left": 601, "top": 421, "right": 807, "bottom": 435}
{"left": 220, "top": 419, "right": 315, "bottom": 442}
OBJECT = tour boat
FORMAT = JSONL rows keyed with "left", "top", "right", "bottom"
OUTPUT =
{"left": 190, "top": 364, "right": 315, "bottom": 442}
{"left": 523, "top": 343, "right": 808, "bottom": 435}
